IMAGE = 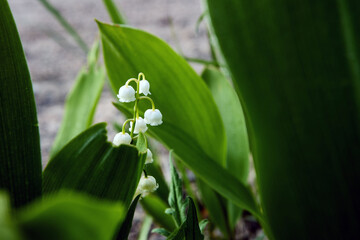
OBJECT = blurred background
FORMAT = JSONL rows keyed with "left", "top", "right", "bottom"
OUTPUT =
{"left": 9, "top": 0, "right": 211, "bottom": 164}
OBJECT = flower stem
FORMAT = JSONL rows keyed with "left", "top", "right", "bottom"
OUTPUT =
{"left": 131, "top": 75, "right": 141, "bottom": 138}
{"left": 138, "top": 72, "right": 145, "bottom": 80}
{"left": 139, "top": 96, "right": 155, "bottom": 110}
{"left": 122, "top": 119, "right": 134, "bottom": 134}
{"left": 125, "top": 78, "right": 138, "bottom": 87}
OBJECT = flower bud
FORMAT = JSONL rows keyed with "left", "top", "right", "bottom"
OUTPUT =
{"left": 144, "top": 109, "right": 163, "bottom": 126}
{"left": 117, "top": 85, "right": 136, "bottom": 102}
{"left": 112, "top": 132, "right": 132, "bottom": 146}
{"left": 129, "top": 117, "right": 148, "bottom": 133}
{"left": 145, "top": 149, "right": 153, "bottom": 164}
{"left": 139, "top": 80, "right": 151, "bottom": 96}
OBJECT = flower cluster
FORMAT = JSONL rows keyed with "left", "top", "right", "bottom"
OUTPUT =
{"left": 112, "top": 72, "right": 161, "bottom": 197}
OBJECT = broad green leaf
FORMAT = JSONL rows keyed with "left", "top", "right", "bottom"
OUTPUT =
{"left": 114, "top": 194, "right": 140, "bottom": 240}
{"left": 0, "top": 192, "right": 21, "bottom": 240}
{"left": 17, "top": 191, "right": 124, "bottom": 240}
{"left": 97, "top": 21, "right": 259, "bottom": 217}
{"left": 43, "top": 123, "right": 145, "bottom": 209}
{"left": 202, "top": 67, "right": 250, "bottom": 229}
{"left": 50, "top": 41, "right": 106, "bottom": 157}
{"left": 0, "top": 0, "right": 42, "bottom": 208}
{"left": 205, "top": 0, "right": 360, "bottom": 239}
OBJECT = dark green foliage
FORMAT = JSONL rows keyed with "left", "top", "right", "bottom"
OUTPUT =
{"left": 114, "top": 195, "right": 141, "bottom": 240}
{"left": 205, "top": 0, "right": 360, "bottom": 239}
{"left": 0, "top": 0, "right": 42, "bottom": 208}
{"left": 43, "top": 123, "right": 146, "bottom": 209}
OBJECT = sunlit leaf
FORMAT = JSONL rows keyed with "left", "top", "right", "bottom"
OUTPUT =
{"left": 17, "top": 191, "right": 124, "bottom": 240}
{"left": 0, "top": 192, "right": 21, "bottom": 240}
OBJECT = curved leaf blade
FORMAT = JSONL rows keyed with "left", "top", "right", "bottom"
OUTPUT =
{"left": 43, "top": 123, "right": 145, "bottom": 208}
{"left": 202, "top": 67, "right": 250, "bottom": 228}
{"left": 0, "top": 0, "right": 42, "bottom": 208}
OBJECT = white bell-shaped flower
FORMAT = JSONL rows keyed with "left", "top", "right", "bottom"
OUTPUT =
{"left": 144, "top": 109, "right": 163, "bottom": 126}
{"left": 139, "top": 80, "right": 151, "bottom": 96}
{"left": 136, "top": 175, "right": 159, "bottom": 197}
{"left": 145, "top": 149, "right": 153, "bottom": 164}
{"left": 117, "top": 85, "right": 136, "bottom": 102}
{"left": 129, "top": 117, "right": 148, "bottom": 133}
{"left": 112, "top": 132, "right": 132, "bottom": 146}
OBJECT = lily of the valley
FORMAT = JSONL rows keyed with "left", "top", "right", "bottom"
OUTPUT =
{"left": 144, "top": 109, "right": 163, "bottom": 126}
{"left": 145, "top": 149, "right": 153, "bottom": 164}
{"left": 136, "top": 175, "right": 159, "bottom": 197}
{"left": 117, "top": 85, "right": 136, "bottom": 102}
{"left": 129, "top": 117, "right": 148, "bottom": 133}
{"left": 139, "top": 79, "right": 151, "bottom": 96}
{"left": 112, "top": 132, "right": 132, "bottom": 146}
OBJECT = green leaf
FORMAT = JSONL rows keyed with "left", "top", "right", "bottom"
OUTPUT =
{"left": 184, "top": 197, "right": 203, "bottom": 240}
{"left": 102, "top": 0, "right": 126, "bottom": 24}
{"left": 114, "top": 194, "right": 140, "bottom": 240}
{"left": 136, "top": 132, "right": 147, "bottom": 153}
{"left": 97, "top": 21, "right": 259, "bottom": 217}
{"left": 197, "top": 179, "right": 229, "bottom": 237}
{"left": 152, "top": 228, "right": 171, "bottom": 237}
{"left": 17, "top": 191, "right": 124, "bottom": 240}
{"left": 141, "top": 195, "right": 176, "bottom": 231}
{"left": 168, "top": 152, "right": 186, "bottom": 227}
{"left": 202, "top": 67, "right": 250, "bottom": 228}
{"left": 36, "top": 0, "right": 88, "bottom": 52}
{"left": 43, "top": 123, "right": 145, "bottom": 209}
{"left": 205, "top": 0, "right": 360, "bottom": 239}
{"left": 138, "top": 216, "right": 153, "bottom": 240}
{"left": 0, "top": 192, "right": 22, "bottom": 240}
{"left": 199, "top": 219, "right": 209, "bottom": 234}
{"left": 50, "top": 41, "right": 106, "bottom": 157}
{"left": 114, "top": 102, "right": 260, "bottom": 219}
{"left": 0, "top": 0, "right": 42, "bottom": 208}
{"left": 167, "top": 197, "right": 204, "bottom": 240}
